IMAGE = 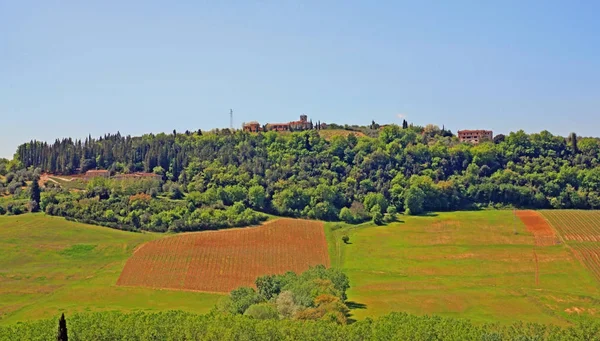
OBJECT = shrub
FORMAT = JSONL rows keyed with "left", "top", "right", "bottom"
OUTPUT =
{"left": 243, "top": 303, "right": 279, "bottom": 320}
{"left": 342, "top": 235, "right": 349, "bottom": 244}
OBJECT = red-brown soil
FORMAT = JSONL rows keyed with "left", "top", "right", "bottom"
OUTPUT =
{"left": 117, "top": 218, "right": 329, "bottom": 293}
{"left": 516, "top": 210, "right": 557, "bottom": 246}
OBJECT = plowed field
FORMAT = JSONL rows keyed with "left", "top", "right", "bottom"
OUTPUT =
{"left": 541, "top": 210, "right": 600, "bottom": 281}
{"left": 117, "top": 219, "right": 329, "bottom": 293}
{"left": 516, "top": 210, "right": 557, "bottom": 246}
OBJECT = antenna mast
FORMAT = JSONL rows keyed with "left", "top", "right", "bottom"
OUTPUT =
{"left": 230, "top": 109, "right": 233, "bottom": 130}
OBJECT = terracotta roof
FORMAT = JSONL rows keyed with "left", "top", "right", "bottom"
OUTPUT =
{"left": 458, "top": 130, "right": 492, "bottom": 133}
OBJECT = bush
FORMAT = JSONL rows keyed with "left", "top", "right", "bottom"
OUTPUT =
{"left": 342, "top": 235, "right": 349, "bottom": 244}
{"left": 243, "top": 303, "right": 279, "bottom": 320}
{"left": 0, "top": 205, "right": 6, "bottom": 215}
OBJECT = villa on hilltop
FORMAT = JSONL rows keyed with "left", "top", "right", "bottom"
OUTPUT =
{"left": 243, "top": 115, "right": 326, "bottom": 133}
{"left": 458, "top": 130, "right": 493, "bottom": 144}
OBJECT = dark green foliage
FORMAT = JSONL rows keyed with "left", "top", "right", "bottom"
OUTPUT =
{"left": 226, "top": 287, "right": 265, "bottom": 315}
{"left": 342, "top": 235, "right": 349, "bottom": 244}
{"left": 56, "top": 313, "right": 67, "bottom": 341}
{"left": 29, "top": 178, "right": 41, "bottom": 210}
{"left": 2, "top": 310, "right": 599, "bottom": 340}
{"left": 255, "top": 275, "right": 281, "bottom": 300}
{"left": 10, "top": 127, "right": 600, "bottom": 219}
{"left": 404, "top": 186, "right": 425, "bottom": 215}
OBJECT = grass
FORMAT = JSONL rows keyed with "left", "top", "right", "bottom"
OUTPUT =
{"left": 326, "top": 210, "right": 600, "bottom": 325}
{"left": 48, "top": 177, "right": 87, "bottom": 190}
{"left": 5, "top": 210, "right": 600, "bottom": 327}
{"left": 0, "top": 214, "right": 222, "bottom": 325}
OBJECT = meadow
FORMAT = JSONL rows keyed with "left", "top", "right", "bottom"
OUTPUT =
{"left": 0, "top": 214, "right": 220, "bottom": 325}
{"left": 3, "top": 210, "right": 600, "bottom": 327}
{"left": 326, "top": 210, "right": 600, "bottom": 325}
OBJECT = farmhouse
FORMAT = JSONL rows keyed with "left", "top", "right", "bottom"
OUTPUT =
{"left": 242, "top": 121, "right": 261, "bottom": 133}
{"left": 458, "top": 130, "right": 493, "bottom": 144}
{"left": 243, "top": 114, "right": 320, "bottom": 132}
{"left": 84, "top": 170, "right": 110, "bottom": 179}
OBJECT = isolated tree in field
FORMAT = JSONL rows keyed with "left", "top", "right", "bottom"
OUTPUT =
{"left": 342, "top": 235, "right": 350, "bottom": 244}
{"left": 29, "top": 178, "right": 41, "bottom": 212}
{"left": 57, "top": 313, "right": 68, "bottom": 341}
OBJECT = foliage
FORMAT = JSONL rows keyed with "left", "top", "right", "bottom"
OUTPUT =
{"left": 1, "top": 310, "right": 600, "bottom": 340}
{"left": 42, "top": 180, "right": 267, "bottom": 232}
{"left": 224, "top": 266, "right": 350, "bottom": 323}
{"left": 57, "top": 313, "right": 68, "bottom": 341}
{"left": 8, "top": 127, "right": 600, "bottom": 223}
{"left": 243, "top": 303, "right": 279, "bottom": 320}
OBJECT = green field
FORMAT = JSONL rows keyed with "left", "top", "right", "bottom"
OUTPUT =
{"left": 326, "top": 210, "right": 600, "bottom": 325}
{"left": 0, "top": 214, "right": 221, "bottom": 325}
{"left": 3, "top": 211, "right": 600, "bottom": 327}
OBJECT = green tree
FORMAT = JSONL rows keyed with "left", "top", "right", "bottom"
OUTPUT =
{"left": 385, "top": 205, "right": 397, "bottom": 222}
{"left": 243, "top": 303, "right": 279, "bottom": 320}
{"left": 255, "top": 275, "right": 281, "bottom": 300}
{"left": 404, "top": 186, "right": 425, "bottom": 215}
{"left": 29, "top": 178, "right": 41, "bottom": 212}
{"left": 338, "top": 207, "right": 353, "bottom": 223}
{"left": 248, "top": 185, "right": 266, "bottom": 210}
{"left": 371, "top": 204, "right": 383, "bottom": 225}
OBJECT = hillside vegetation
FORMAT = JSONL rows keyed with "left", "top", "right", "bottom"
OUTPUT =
{"left": 2, "top": 310, "right": 599, "bottom": 341}
{"left": 2, "top": 127, "right": 599, "bottom": 233}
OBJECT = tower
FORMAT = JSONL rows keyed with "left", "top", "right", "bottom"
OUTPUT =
{"left": 230, "top": 109, "right": 233, "bottom": 130}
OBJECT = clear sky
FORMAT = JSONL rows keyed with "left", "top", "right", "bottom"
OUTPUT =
{"left": 1, "top": 1, "right": 599, "bottom": 158}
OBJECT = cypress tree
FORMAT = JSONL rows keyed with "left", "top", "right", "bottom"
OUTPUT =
{"left": 57, "top": 313, "right": 68, "bottom": 341}
{"left": 30, "top": 178, "right": 41, "bottom": 211}
{"left": 569, "top": 132, "right": 579, "bottom": 154}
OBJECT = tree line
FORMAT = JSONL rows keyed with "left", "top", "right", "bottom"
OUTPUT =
{"left": 2, "top": 309, "right": 599, "bottom": 340}
{"left": 5, "top": 126, "right": 600, "bottom": 227}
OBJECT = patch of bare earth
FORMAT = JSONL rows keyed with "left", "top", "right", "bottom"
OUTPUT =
{"left": 117, "top": 219, "right": 330, "bottom": 293}
{"left": 516, "top": 211, "right": 557, "bottom": 246}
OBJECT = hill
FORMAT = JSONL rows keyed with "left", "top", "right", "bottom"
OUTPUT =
{"left": 326, "top": 210, "right": 600, "bottom": 325}
{"left": 0, "top": 214, "right": 220, "bottom": 325}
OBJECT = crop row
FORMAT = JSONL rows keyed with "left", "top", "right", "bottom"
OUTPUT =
{"left": 570, "top": 243, "right": 600, "bottom": 281}
{"left": 117, "top": 219, "right": 330, "bottom": 292}
{"left": 542, "top": 210, "right": 600, "bottom": 242}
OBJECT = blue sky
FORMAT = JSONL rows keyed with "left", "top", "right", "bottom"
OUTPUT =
{"left": 1, "top": 1, "right": 599, "bottom": 158}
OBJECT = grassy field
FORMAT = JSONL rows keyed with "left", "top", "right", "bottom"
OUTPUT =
{"left": 4, "top": 210, "right": 600, "bottom": 326}
{"left": 326, "top": 210, "right": 600, "bottom": 325}
{"left": 0, "top": 214, "right": 221, "bottom": 325}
